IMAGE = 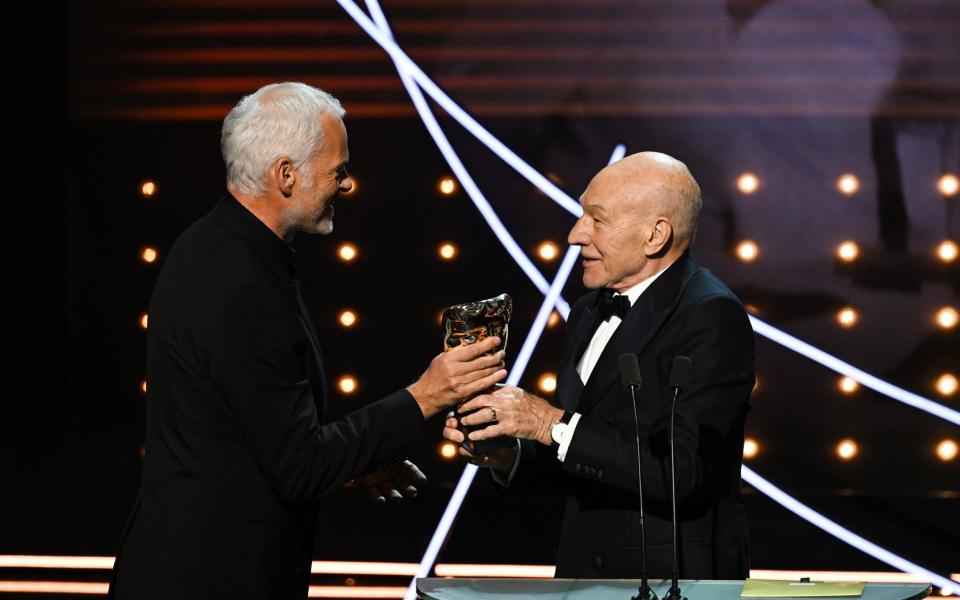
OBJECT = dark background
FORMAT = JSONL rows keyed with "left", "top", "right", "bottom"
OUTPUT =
{"left": 4, "top": 0, "right": 959, "bottom": 594}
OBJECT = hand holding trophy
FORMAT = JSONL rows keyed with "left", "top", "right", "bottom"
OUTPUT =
{"left": 441, "top": 293, "right": 515, "bottom": 453}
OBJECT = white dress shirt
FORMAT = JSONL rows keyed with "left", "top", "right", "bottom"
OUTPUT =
{"left": 555, "top": 268, "right": 667, "bottom": 461}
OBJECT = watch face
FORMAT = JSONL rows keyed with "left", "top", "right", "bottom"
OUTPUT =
{"left": 550, "top": 422, "right": 563, "bottom": 444}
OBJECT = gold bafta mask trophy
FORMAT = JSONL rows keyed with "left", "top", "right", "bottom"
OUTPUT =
{"left": 441, "top": 293, "right": 514, "bottom": 453}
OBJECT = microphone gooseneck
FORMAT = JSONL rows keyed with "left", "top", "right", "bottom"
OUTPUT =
{"left": 619, "top": 353, "right": 657, "bottom": 600}
{"left": 664, "top": 356, "right": 692, "bottom": 600}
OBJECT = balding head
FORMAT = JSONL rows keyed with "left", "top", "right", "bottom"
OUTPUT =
{"left": 591, "top": 151, "right": 702, "bottom": 246}
{"left": 567, "top": 151, "right": 702, "bottom": 291}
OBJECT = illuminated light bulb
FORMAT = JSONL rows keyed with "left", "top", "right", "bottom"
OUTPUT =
{"left": 338, "top": 375, "right": 357, "bottom": 395}
{"left": 440, "top": 442, "right": 458, "bottom": 459}
{"left": 438, "top": 177, "right": 457, "bottom": 195}
{"left": 140, "top": 180, "right": 158, "bottom": 198}
{"left": 936, "top": 240, "right": 958, "bottom": 263}
{"left": 140, "top": 379, "right": 148, "bottom": 394}
{"left": 836, "top": 241, "right": 859, "bottom": 263}
{"left": 141, "top": 246, "right": 158, "bottom": 264}
{"left": 438, "top": 243, "right": 458, "bottom": 260}
{"left": 743, "top": 438, "right": 759, "bottom": 459}
{"left": 537, "top": 241, "right": 559, "bottom": 261}
{"left": 836, "top": 174, "right": 860, "bottom": 196}
{"left": 836, "top": 439, "right": 858, "bottom": 460}
{"left": 538, "top": 373, "right": 557, "bottom": 393}
{"left": 140, "top": 313, "right": 149, "bottom": 330}
{"left": 935, "top": 373, "right": 958, "bottom": 397}
{"left": 838, "top": 376, "right": 860, "bottom": 395}
{"left": 744, "top": 304, "right": 760, "bottom": 315}
{"left": 337, "top": 243, "right": 357, "bottom": 262}
{"left": 547, "top": 311, "right": 561, "bottom": 328}
{"left": 338, "top": 309, "right": 357, "bottom": 328}
{"left": 737, "top": 173, "right": 760, "bottom": 194}
{"left": 936, "top": 307, "right": 958, "bottom": 330}
{"left": 937, "top": 174, "right": 959, "bottom": 197}
{"left": 836, "top": 307, "right": 858, "bottom": 328}
{"left": 139, "top": 447, "right": 146, "bottom": 459}
{"left": 736, "top": 241, "right": 759, "bottom": 262}
{"left": 936, "top": 439, "right": 958, "bottom": 462}
{"left": 344, "top": 578, "right": 356, "bottom": 586}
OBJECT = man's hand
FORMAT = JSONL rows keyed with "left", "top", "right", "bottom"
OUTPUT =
{"left": 344, "top": 459, "right": 427, "bottom": 504}
{"left": 407, "top": 336, "right": 507, "bottom": 419}
{"left": 456, "top": 385, "right": 564, "bottom": 446}
{"left": 443, "top": 413, "right": 518, "bottom": 472}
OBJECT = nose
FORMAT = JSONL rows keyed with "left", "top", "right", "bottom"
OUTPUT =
{"left": 567, "top": 217, "right": 588, "bottom": 246}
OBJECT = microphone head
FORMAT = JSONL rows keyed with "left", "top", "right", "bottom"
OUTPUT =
{"left": 668, "top": 356, "right": 693, "bottom": 389}
{"left": 618, "top": 353, "right": 642, "bottom": 390}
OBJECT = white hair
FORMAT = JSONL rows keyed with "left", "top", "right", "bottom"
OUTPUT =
{"left": 221, "top": 82, "right": 346, "bottom": 197}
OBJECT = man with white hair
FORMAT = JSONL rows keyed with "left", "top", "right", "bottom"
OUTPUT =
{"left": 108, "top": 82, "right": 506, "bottom": 599}
{"left": 445, "top": 152, "right": 755, "bottom": 580}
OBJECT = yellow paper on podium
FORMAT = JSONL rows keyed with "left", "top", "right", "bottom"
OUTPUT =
{"left": 742, "top": 579, "right": 865, "bottom": 597}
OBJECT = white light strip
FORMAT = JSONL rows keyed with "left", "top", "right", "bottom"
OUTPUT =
{"left": 362, "top": 0, "right": 570, "bottom": 316}
{"left": 403, "top": 464, "right": 479, "bottom": 599}
{"left": 510, "top": 244, "right": 580, "bottom": 380}
{"left": 749, "top": 317, "right": 960, "bottom": 427}
{"left": 741, "top": 465, "right": 956, "bottom": 595}
{"left": 433, "top": 564, "right": 555, "bottom": 578}
{"left": 311, "top": 561, "right": 417, "bottom": 576}
{"left": 308, "top": 586, "right": 407, "bottom": 599}
{"left": 336, "top": 0, "right": 583, "bottom": 217}
{"left": 0, "top": 556, "right": 114, "bottom": 569}
{"left": 0, "top": 581, "right": 108, "bottom": 595}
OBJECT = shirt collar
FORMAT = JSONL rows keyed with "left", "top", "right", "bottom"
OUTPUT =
{"left": 617, "top": 266, "right": 669, "bottom": 307}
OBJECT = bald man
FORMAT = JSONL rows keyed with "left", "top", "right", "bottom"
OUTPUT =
{"left": 445, "top": 152, "right": 755, "bottom": 579}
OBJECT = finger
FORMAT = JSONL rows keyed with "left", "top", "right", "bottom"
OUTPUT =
{"left": 403, "top": 461, "right": 427, "bottom": 484}
{"left": 459, "top": 405, "right": 501, "bottom": 427}
{"left": 458, "top": 364, "right": 507, "bottom": 387}
{"left": 443, "top": 426, "right": 465, "bottom": 443}
{"left": 448, "top": 336, "right": 501, "bottom": 362}
{"left": 458, "top": 446, "right": 475, "bottom": 459}
{"left": 445, "top": 416, "right": 461, "bottom": 429}
{"left": 459, "top": 368, "right": 508, "bottom": 397}
{"left": 468, "top": 423, "right": 505, "bottom": 441}
{"left": 386, "top": 488, "right": 404, "bottom": 503}
{"left": 462, "top": 350, "right": 506, "bottom": 371}
{"left": 458, "top": 394, "right": 497, "bottom": 414}
{"left": 367, "top": 486, "right": 386, "bottom": 504}
{"left": 403, "top": 485, "right": 418, "bottom": 497}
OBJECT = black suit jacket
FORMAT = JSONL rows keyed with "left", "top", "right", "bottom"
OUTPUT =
{"left": 516, "top": 252, "right": 754, "bottom": 579}
{"left": 109, "top": 196, "right": 425, "bottom": 600}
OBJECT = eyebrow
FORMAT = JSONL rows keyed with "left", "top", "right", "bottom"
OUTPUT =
{"left": 585, "top": 203, "right": 608, "bottom": 215}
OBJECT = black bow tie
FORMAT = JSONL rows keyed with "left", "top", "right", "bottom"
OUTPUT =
{"left": 597, "top": 289, "right": 631, "bottom": 320}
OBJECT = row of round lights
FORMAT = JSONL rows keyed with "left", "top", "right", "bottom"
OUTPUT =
{"left": 734, "top": 239, "right": 959, "bottom": 264}
{"left": 335, "top": 241, "right": 562, "bottom": 263}
{"left": 735, "top": 172, "right": 959, "bottom": 197}
{"left": 439, "top": 438, "right": 960, "bottom": 462}
{"left": 331, "top": 371, "right": 560, "bottom": 397}
{"left": 742, "top": 437, "right": 959, "bottom": 462}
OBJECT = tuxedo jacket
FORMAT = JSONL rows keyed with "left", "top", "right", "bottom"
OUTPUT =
{"left": 108, "top": 196, "right": 425, "bottom": 600}
{"left": 516, "top": 251, "right": 754, "bottom": 579}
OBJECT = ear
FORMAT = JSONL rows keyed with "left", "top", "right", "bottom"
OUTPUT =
{"left": 269, "top": 157, "right": 296, "bottom": 198}
{"left": 645, "top": 217, "right": 673, "bottom": 256}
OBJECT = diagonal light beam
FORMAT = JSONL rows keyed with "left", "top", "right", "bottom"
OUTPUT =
{"left": 337, "top": 0, "right": 583, "bottom": 217}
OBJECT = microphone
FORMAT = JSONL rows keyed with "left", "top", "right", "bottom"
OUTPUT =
{"left": 618, "top": 354, "right": 656, "bottom": 600}
{"left": 664, "top": 356, "right": 692, "bottom": 600}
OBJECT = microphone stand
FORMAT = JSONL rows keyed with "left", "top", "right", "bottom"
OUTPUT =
{"left": 629, "top": 382, "right": 657, "bottom": 600}
{"left": 663, "top": 384, "right": 687, "bottom": 600}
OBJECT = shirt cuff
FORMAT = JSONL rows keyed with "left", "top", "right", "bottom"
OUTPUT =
{"left": 555, "top": 412, "right": 582, "bottom": 462}
{"left": 490, "top": 438, "right": 522, "bottom": 487}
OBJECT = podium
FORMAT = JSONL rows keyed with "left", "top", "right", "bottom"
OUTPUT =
{"left": 416, "top": 579, "right": 932, "bottom": 600}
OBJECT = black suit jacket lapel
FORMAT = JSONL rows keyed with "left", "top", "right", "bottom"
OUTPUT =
{"left": 557, "top": 298, "right": 603, "bottom": 411}
{"left": 576, "top": 252, "right": 697, "bottom": 415}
